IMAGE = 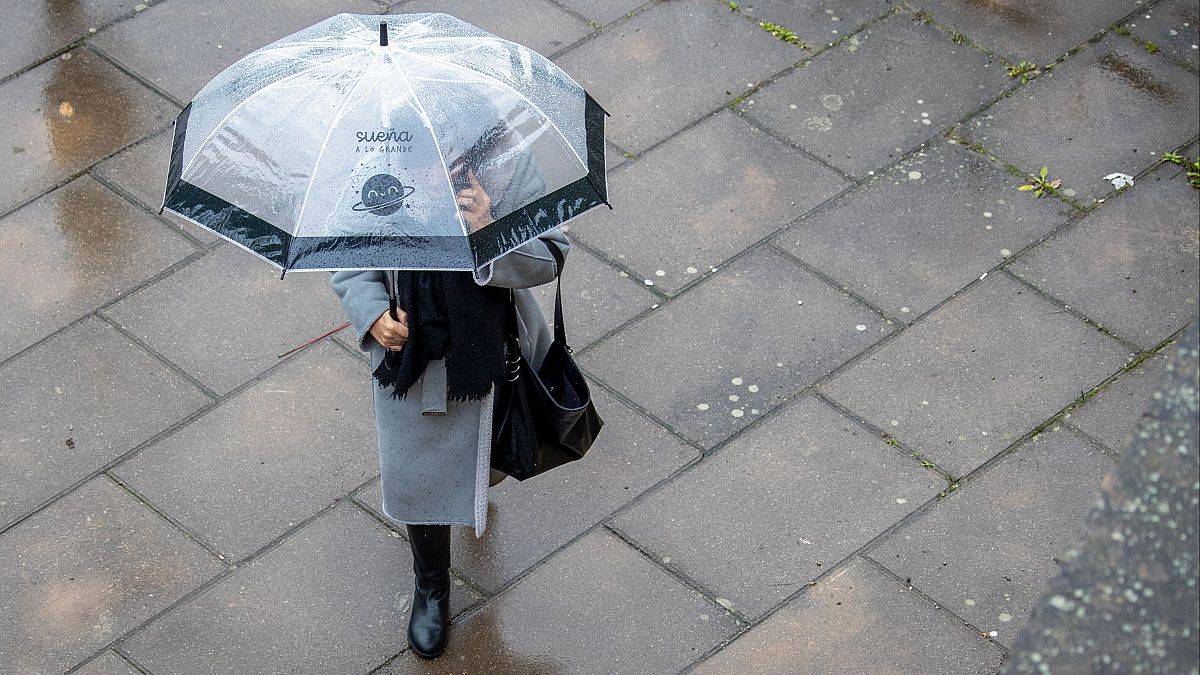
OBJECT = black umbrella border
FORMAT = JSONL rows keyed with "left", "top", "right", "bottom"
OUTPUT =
{"left": 162, "top": 94, "right": 608, "bottom": 272}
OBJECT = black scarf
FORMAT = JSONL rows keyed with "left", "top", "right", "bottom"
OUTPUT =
{"left": 371, "top": 270, "right": 508, "bottom": 401}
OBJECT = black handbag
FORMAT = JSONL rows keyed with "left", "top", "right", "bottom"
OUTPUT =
{"left": 490, "top": 245, "right": 604, "bottom": 480}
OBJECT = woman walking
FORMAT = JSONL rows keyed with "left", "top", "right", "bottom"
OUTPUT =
{"left": 331, "top": 164, "right": 568, "bottom": 658}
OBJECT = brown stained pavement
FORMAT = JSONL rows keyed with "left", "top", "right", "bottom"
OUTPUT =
{"left": 0, "top": 1, "right": 1197, "bottom": 674}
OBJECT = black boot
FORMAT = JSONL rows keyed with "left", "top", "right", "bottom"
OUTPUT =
{"left": 406, "top": 524, "right": 451, "bottom": 658}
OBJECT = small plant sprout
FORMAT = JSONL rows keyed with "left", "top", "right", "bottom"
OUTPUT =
{"left": 1144, "top": 41, "right": 1160, "bottom": 53}
{"left": 760, "top": 21, "right": 807, "bottom": 48}
{"left": 1163, "top": 151, "right": 1185, "bottom": 164}
{"left": 727, "top": 1, "right": 738, "bottom": 10}
{"left": 1161, "top": 150, "right": 1200, "bottom": 190}
{"left": 1018, "top": 166, "right": 1061, "bottom": 198}
{"left": 1005, "top": 60, "right": 1041, "bottom": 83}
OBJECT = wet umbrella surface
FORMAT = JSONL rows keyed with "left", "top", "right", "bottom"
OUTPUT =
{"left": 161, "top": 12, "right": 608, "bottom": 273}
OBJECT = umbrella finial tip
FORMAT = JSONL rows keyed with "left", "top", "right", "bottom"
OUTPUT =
{"left": 379, "top": 22, "right": 388, "bottom": 46}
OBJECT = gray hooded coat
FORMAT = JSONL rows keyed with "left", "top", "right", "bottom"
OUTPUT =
{"left": 330, "top": 229, "right": 568, "bottom": 536}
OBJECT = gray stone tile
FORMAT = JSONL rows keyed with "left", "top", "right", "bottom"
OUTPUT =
{"left": 580, "top": 247, "right": 888, "bottom": 448}
{"left": 776, "top": 139, "right": 1072, "bottom": 320}
{"left": 0, "top": 176, "right": 197, "bottom": 362}
{"left": 122, "top": 503, "right": 479, "bottom": 675}
{"left": 554, "top": 0, "right": 804, "bottom": 152}
{"left": 531, "top": 243, "right": 658, "bottom": 351}
{"left": 106, "top": 245, "right": 348, "bottom": 394}
{"left": 552, "top": 0, "right": 647, "bottom": 27}
{"left": 0, "top": 477, "right": 224, "bottom": 675}
{"left": 692, "top": 559, "right": 1004, "bottom": 675}
{"left": 392, "top": 0, "right": 591, "bottom": 56}
{"left": 358, "top": 386, "right": 698, "bottom": 592}
{"left": 1068, "top": 354, "right": 1166, "bottom": 453}
{"left": 0, "top": 48, "right": 177, "bottom": 215}
{"left": 89, "top": 0, "right": 380, "bottom": 101}
{"left": 613, "top": 395, "right": 943, "bottom": 619}
{"left": 870, "top": 427, "right": 1113, "bottom": 644}
{"left": 911, "top": 0, "right": 1139, "bottom": 63}
{"left": 112, "top": 343, "right": 378, "bottom": 560}
{"left": 0, "top": 318, "right": 209, "bottom": 529}
{"left": 569, "top": 111, "right": 848, "bottom": 295}
{"left": 1010, "top": 164, "right": 1200, "bottom": 350}
{"left": 377, "top": 529, "right": 740, "bottom": 674}
{"left": 0, "top": 0, "right": 137, "bottom": 80}
{"left": 742, "top": 14, "right": 1008, "bottom": 178}
{"left": 733, "top": 0, "right": 892, "bottom": 47}
{"left": 73, "top": 650, "right": 140, "bottom": 675}
{"left": 822, "top": 273, "right": 1132, "bottom": 476}
{"left": 1123, "top": 0, "right": 1200, "bottom": 70}
{"left": 961, "top": 35, "right": 1200, "bottom": 205}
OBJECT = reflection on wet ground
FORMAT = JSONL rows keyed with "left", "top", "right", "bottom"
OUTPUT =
{"left": 0, "top": 0, "right": 136, "bottom": 80}
{"left": 1099, "top": 51, "right": 1179, "bottom": 104}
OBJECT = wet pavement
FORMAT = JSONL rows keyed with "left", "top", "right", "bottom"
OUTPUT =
{"left": 0, "top": 1, "right": 1196, "bottom": 674}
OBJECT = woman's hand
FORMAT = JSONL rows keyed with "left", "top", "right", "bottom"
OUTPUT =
{"left": 369, "top": 308, "right": 408, "bottom": 351}
{"left": 455, "top": 168, "right": 493, "bottom": 232}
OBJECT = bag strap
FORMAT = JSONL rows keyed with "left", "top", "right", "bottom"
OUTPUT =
{"left": 545, "top": 240, "right": 569, "bottom": 348}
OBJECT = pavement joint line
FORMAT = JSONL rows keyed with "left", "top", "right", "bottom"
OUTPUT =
{"left": 575, "top": 365, "right": 710, "bottom": 456}
{"left": 330, "top": 332, "right": 372, "bottom": 364}
{"left": 999, "top": 267, "right": 1147, "bottom": 354}
{"left": 1060, "top": 421, "right": 1124, "bottom": 463}
{"left": 0, "top": 246, "right": 209, "bottom": 374}
{"left": 561, "top": 235, "right": 671, "bottom": 301}
{"left": 0, "top": 0, "right": 173, "bottom": 89}
{"left": 101, "top": 470, "right": 231, "bottom": 563}
{"left": 732, "top": 109, "right": 864, "bottom": 186}
{"left": 0, "top": 116, "right": 176, "bottom": 223}
{"left": 82, "top": 40, "right": 187, "bottom": 109}
{"left": 94, "top": 310, "right": 222, "bottom": 401}
{"left": 601, "top": 522, "right": 755, "bottom": 625}
{"left": 766, "top": 239, "right": 904, "bottom": 325}
{"left": 858, "top": 553, "right": 1013, "bottom": 655}
{"left": 93, "top": 646, "right": 153, "bottom": 675}
{"left": 809, "top": 389, "right": 960, "bottom": 486}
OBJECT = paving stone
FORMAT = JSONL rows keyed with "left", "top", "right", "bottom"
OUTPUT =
{"left": 89, "top": 0, "right": 380, "bottom": 102}
{"left": 580, "top": 247, "right": 887, "bottom": 448}
{"left": 554, "top": 0, "right": 804, "bottom": 152}
{"left": 358, "top": 386, "right": 698, "bottom": 592}
{"left": 112, "top": 343, "right": 378, "bottom": 560}
{"left": 73, "top": 650, "right": 140, "bottom": 675}
{"left": 377, "top": 529, "right": 740, "bottom": 674}
{"left": 392, "top": 0, "right": 591, "bottom": 56}
{"left": 568, "top": 111, "right": 848, "bottom": 295}
{"left": 692, "top": 559, "right": 1004, "bottom": 674}
{"left": 870, "top": 427, "right": 1113, "bottom": 645}
{"left": 552, "top": 0, "right": 647, "bottom": 27}
{"left": 742, "top": 13, "right": 1008, "bottom": 178}
{"left": 908, "top": 0, "right": 1139, "bottom": 63}
{"left": 776, "top": 139, "right": 1071, "bottom": 320}
{"left": 531, "top": 243, "right": 659, "bottom": 351}
{"left": 0, "top": 318, "right": 209, "bottom": 529}
{"left": 0, "top": 0, "right": 137, "bottom": 80}
{"left": 961, "top": 35, "right": 1200, "bottom": 205}
{"left": 732, "top": 0, "right": 892, "bottom": 47}
{"left": 0, "top": 48, "right": 177, "bottom": 215}
{"left": 121, "top": 503, "right": 479, "bottom": 675}
{"left": 0, "top": 477, "right": 224, "bottom": 675}
{"left": 1010, "top": 163, "right": 1200, "bottom": 350}
{"left": 1123, "top": 0, "right": 1200, "bottom": 70}
{"left": 613, "top": 395, "right": 943, "bottom": 619}
{"left": 0, "top": 176, "right": 197, "bottom": 362}
{"left": 106, "top": 245, "right": 348, "bottom": 394}
{"left": 1068, "top": 353, "right": 1166, "bottom": 453}
{"left": 822, "top": 273, "right": 1132, "bottom": 476}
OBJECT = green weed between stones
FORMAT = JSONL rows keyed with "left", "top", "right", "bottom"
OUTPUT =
{"left": 1018, "top": 166, "right": 1062, "bottom": 198}
{"left": 1005, "top": 60, "right": 1041, "bottom": 83}
{"left": 1162, "top": 151, "right": 1200, "bottom": 189}
{"left": 760, "top": 21, "right": 809, "bottom": 49}
{"left": 726, "top": 1, "right": 738, "bottom": 10}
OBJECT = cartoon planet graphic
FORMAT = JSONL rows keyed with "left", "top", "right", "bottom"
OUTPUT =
{"left": 352, "top": 174, "right": 416, "bottom": 216}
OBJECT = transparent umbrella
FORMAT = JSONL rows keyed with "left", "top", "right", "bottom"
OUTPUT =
{"left": 162, "top": 12, "right": 608, "bottom": 274}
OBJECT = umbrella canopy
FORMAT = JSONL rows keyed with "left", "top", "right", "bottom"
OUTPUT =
{"left": 163, "top": 13, "right": 608, "bottom": 272}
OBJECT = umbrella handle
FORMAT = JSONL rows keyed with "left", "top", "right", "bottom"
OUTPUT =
{"left": 385, "top": 269, "right": 399, "bottom": 367}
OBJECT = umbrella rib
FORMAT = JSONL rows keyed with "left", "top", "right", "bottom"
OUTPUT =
{"left": 386, "top": 52, "right": 471, "bottom": 238}
{"left": 180, "top": 50, "right": 365, "bottom": 179}
{"left": 394, "top": 48, "right": 587, "bottom": 171}
{"left": 291, "top": 55, "right": 376, "bottom": 247}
